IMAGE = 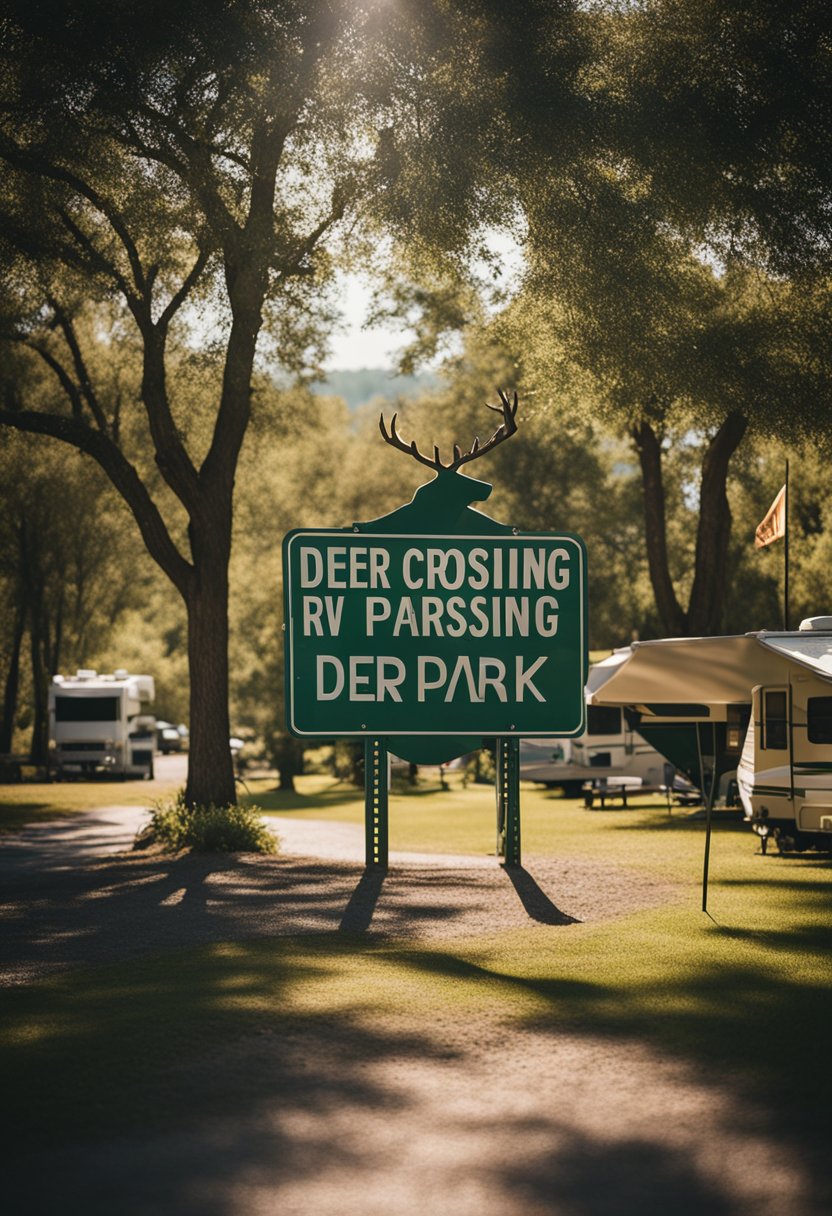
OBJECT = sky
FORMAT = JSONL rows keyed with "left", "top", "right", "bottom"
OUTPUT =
{"left": 324, "top": 230, "right": 523, "bottom": 371}
{"left": 324, "top": 274, "right": 415, "bottom": 371}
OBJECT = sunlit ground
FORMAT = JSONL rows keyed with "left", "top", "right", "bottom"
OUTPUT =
{"left": 1, "top": 769, "right": 830, "bottom": 1212}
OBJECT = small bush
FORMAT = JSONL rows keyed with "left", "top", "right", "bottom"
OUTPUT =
{"left": 137, "top": 793, "right": 277, "bottom": 854}
{"left": 464, "top": 748, "right": 496, "bottom": 786}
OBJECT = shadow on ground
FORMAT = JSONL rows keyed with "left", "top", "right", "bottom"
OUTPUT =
{"left": 1, "top": 853, "right": 830, "bottom": 1213}
{"left": 0, "top": 851, "right": 594, "bottom": 986}
{"left": 2, "top": 917, "right": 830, "bottom": 1216}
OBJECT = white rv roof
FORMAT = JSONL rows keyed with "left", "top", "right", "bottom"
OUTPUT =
{"left": 757, "top": 632, "right": 832, "bottom": 677}
{"left": 588, "top": 634, "right": 793, "bottom": 707}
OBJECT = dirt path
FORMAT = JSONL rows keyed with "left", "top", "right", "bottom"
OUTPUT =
{"left": 0, "top": 808, "right": 677, "bottom": 986}
{"left": 5, "top": 1016, "right": 818, "bottom": 1216}
{"left": 1, "top": 807, "right": 827, "bottom": 1215}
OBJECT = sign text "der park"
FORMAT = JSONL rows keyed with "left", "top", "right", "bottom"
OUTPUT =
{"left": 283, "top": 532, "right": 587, "bottom": 738}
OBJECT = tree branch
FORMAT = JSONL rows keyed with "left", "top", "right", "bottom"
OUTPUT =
{"left": 56, "top": 206, "right": 138, "bottom": 306}
{"left": 273, "top": 189, "right": 348, "bottom": 281}
{"left": 20, "top": 339, "right": 85, "bottom": 422}
{"left": 0, "top": 409, "right": 192, "bottom": 596}
{"left": 47, "top": 298, "right": 110, "bottom": 433}
{"left": 0, "top": 139, "right": 149, "bottom": 299}
{"left": 157, "top": 246, "right": 211, "bottom": 335}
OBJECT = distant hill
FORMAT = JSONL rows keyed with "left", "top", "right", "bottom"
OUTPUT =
{"left": 312, "top": 367, "right": 435, "bottom": 410}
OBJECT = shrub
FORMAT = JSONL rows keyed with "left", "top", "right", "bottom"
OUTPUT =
{"left": 136, "top": 793, "right": 278, "bottom": 855}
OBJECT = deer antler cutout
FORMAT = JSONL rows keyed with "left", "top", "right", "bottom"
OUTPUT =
{"left": 379, "top": 389, "right": 518, "bottom": 471}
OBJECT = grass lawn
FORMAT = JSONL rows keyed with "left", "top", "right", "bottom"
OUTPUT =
{"left": 1, "top": 769, "right": 830, "bottom": 1172}
{"left": 0, "top": 773, "right": 183, "bottom": 834}
{"left": 247, "top": 771, "right": 748, "bottom": 880}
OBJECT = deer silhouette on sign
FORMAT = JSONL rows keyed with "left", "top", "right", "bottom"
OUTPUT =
{"left": 355, "top": 389, "right": 518, "bottom": 535}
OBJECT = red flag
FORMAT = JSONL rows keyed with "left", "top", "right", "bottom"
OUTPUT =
{"left": 755, "top": 484, "right": 786, "bottom": 548}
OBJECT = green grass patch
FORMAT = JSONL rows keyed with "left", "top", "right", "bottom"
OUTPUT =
{"left": 0, "top": 774, "right": 183, "bottom": 834}
{"left": 247, "top": 773, "right": 748, "bottom": 883}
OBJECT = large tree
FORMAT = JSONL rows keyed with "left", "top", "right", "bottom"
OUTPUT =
{"left": 384, "top": 0, "right": 832, "bottom": 637}
{"left": 0, "top": 0, "right": 498, "bottom": 803}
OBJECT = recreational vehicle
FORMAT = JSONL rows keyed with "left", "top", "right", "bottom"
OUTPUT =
{"left": 587, "top": 618, "right": 832, "bottom": 852}
{"left": 519, "top": 700, "right": 672, "bottom": 795}
{"left": 49, "top": 668, "right": 156, "bottom": 780}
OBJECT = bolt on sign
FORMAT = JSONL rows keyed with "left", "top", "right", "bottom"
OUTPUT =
{"left": 283, "top": 530, "right": 587, "bottom": 738}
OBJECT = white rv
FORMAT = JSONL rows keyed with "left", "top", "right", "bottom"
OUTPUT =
{"left": 520, "top": 701, "right": 672, "bottom": 796}
{"left": 588, "top": 618, "right": 832, "bottom": 852}
{"left": 49, "top": 668, "right": 156, "bottom": 780}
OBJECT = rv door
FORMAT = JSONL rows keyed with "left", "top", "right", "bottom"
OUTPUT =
{"left": 758, "top": 684, "right": 794, "bottom": 803}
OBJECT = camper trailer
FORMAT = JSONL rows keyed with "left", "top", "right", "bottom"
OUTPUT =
{"left": 588, "top": 618, "right": 832, "bottom": 852}
{"left": 49, "top": 668, "right": 156, "bottom": 780}
{"left": 737, "top": 619, "right": 832, "bottom": 852}
{"left": 520, "top": 701, "right": 672, "bottom": 795}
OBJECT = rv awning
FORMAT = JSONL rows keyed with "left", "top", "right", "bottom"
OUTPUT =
{"left": 588, "top": 635, "right": 787, "bottom": 707}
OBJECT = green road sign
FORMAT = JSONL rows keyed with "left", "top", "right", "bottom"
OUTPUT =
{"left": 283, "top": 530, "right": 587, "bottom": 738}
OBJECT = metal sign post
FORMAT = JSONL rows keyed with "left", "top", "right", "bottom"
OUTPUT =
{"left": 365, "top": 738, "right": 389, "bottom": 868}
{"left": 496, "top": 737, "right": 521, "bottom": 865}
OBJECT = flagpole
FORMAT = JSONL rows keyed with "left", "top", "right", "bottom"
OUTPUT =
{"left": 784, "top": 459, "right": 790, "bottom": 631}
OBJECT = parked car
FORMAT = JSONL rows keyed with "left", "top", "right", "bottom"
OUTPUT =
{"left": 155, "top": 720, "right": 188, "bottom": 753}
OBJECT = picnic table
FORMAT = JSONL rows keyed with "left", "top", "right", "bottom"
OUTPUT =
{"left": 582, "top": 776, "right": 643, "bottom": 809}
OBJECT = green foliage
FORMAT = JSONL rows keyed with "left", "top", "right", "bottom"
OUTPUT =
{"left": 463, "top": 747, "right": 496, "bottom": 786}
{"left": 138, "top": 793, "right": 277, "bottom": 855}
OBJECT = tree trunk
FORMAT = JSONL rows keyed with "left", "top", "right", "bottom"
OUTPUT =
{"left": 631, "top": 421, "right": 688, "bottom": 637}
{"left": 273, "top": 733, "right": 304, "bottom": 792}
{"left": 28, "top": 604, "right": 50, "bottom": 766}
{"left": 0, "top": 603, "right": 26, "bottom": 754}
{"left": 184, "top": 531, "right": 236, "bottom": 808}
{"left": 687, "top": 412, "right": 748, "bottom": 636}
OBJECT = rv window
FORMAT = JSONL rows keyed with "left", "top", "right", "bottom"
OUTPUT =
{"left": 763, "top": 690, "right": 788, "bottom": 750}
{"left": 586, "top": 706, "right": 622, "bottom": 736}
{"left": 726, "top": 705, "right": 750, "bottom": 754}
{"left": 54, "top": 696, "right": 120, "bottom": 722}
{"left": 807, "top": 697, "right": 832, "bottom": 745}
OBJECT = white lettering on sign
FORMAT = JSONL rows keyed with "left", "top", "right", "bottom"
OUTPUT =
{"left": 349, "top": 656, "right": 375, "bottom": 700}
{"left": 313, "top": 654, "right": 550, "bottom": 704}
{"left": 366, "top": 597, "right": 392, "bottom": 635}
{"left": 317, "top": 655, "right": 344, "bottom": 700}
{"left": 548, "top": 548, "right": 570, "bottom": 590}
{"left": 516, "top": 655, "right": 547, "bottom": 701}
{"left": 303, "top": 596, "right": 344, "bottom": 636}
{"left": 377, "top": 656, "right": 406, "bottom": 701}
{"left": 445, "top": 656, "right": 481, "bottom": 702}
{"left": 287, "top": 532, "right": 585, "bottom": 734}
{"left": 301, "top": 543, "right": 572, "bottom": 594}
{"left": 317, "top": 655, "right": 409, "bottom": 702}
{"left": 300, "top": 547, "right": 324, "bottom": 587}
{"left": 417, "top": 656, "right": 447, "bottom": 701}
{"left": 327, "top": 547, "right": 347, "bottom": 587}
